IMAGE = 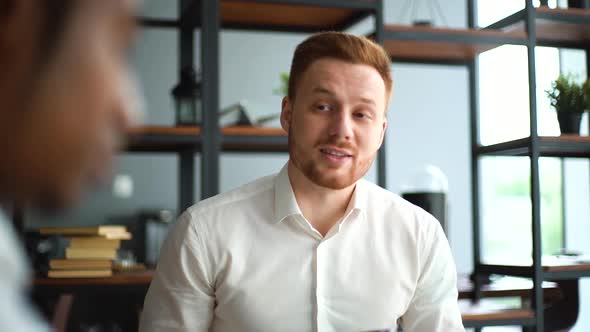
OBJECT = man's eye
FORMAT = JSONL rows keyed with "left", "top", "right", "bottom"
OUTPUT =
{"left": 354, "top": 112, "right": 370, "bottom": 119}
{"left": 316, "top": 105, "right": 331, "bottom": 112}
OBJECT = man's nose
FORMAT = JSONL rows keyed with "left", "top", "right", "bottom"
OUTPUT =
{"left": 328, "top": 111, "right": 353, "bottom": 141}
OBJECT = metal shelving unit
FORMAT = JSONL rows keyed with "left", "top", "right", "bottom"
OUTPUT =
{"left": 136, "top": 0, "right": 386, "bottom": 214}
{"left": 381, "top": 1, "right": 590, "bottom": 330}
{"left": 470, "top": 2, "right": 590, "bottom": 332}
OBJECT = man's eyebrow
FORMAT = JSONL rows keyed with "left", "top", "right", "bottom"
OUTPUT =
{"left": 359, "top": 97, "right": 376, "bottom": 106}
{"left": 311, "top": 87, "right": 335, "bottom": 95}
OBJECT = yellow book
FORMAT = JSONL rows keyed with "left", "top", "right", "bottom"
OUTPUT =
{"left": 65, "top": 248, "right": 117, "bottom": 260}
{"left": 49, "top": 259, "right": 113, "bottom": 270}
{"left": 68, "top": 237, "right": 121, "bottom": 249}
{"left": 39, "top": 225, "right": 127, "bottom": 237}
{"left": 100, "top": 232, "right": 132, "bottom": 240}
{"left": 48, "top": 269, "right": 113, "bottom": 278}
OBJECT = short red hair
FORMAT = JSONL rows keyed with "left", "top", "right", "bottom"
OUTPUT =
{"left": 288, "top": 32, "right": 392, "bottom": 104}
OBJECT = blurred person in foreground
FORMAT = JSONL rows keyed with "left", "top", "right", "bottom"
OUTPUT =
{"left": 0, "top": 0, "right": 142, "bottom": 330}
{"left": 141, "top": 31, "right": 464, "bottom": 332}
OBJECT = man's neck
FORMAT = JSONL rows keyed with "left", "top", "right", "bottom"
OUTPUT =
{"left": 287, "top": 161, "right": 356, "bottom": 237}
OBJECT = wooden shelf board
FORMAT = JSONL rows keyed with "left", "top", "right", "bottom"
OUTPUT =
{"left": 127, "top": 125, "right": 286, "bottom": 136}
{"left": 125, "top": 125, "right": 287, "bottom": 152}
{"left": 457, "top": 275, "right": 561, "bottom": 300}
{"left": 460, "top": 299, "right": 534, "bottom": 326}
{"left": 481, "top": 256, "right": 590, "bottom": 280}
{"left": 223, "top": 126, "right": 286, "bottom": 136}
{"left": 543, "top": 262, "right": 590, "bottom": 273}
{"left": 34, "top": 270, "right": 153, "bottom": 287}
{"left": 127, "top": 125, "right": 200, "bottom": 136}
{"left": 502, "top": 7, "right": 590, "bottom": 48}
{"left": 462, "top": 309, "right": 534, "bottom": 323}
{"left": 220, "top": 0, "right": 373, "bottom": 31}
{"left": 383, "top": 24, "right": 524, "bottom": 63}
{"left": 540, "top": 134, "right": 590, "bottom": 143}
{"left": 477, "top": 135, "right": 590, "bottom": 157}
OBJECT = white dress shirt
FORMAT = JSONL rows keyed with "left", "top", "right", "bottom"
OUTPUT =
{"left": 140, "top": 164, "right": 464, "bottom": 332}
{"left": 0, "top": 210, "right": 51, "bottom": 332}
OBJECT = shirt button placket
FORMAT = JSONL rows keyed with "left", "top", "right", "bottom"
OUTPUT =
{"left": 315, "top": 240, "right": 325, "bottom": 332}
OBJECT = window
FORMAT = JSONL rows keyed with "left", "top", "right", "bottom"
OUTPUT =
{"left": 477, "top": 1, "right": 564, "bottom": 263}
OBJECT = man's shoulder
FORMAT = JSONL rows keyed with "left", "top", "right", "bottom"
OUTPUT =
{"left": 361, "top": 179, "right": 411, "bottom": 213}
{"left": 186, "top": 173, "right": 276, "bottom": 217}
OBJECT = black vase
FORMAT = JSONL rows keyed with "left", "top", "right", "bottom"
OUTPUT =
{"left": 568, "top": 0, "right": 589, "bottom": 8}
{"left": 557, "top": 112, "right": 583, "bottom": 135}
{"left": 402, "top": 192, "right": 447, "bottom": 234}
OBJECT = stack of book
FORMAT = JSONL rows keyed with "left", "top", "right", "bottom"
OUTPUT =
{"left": 39, "top": 225, "right": 131, "bottom": 278}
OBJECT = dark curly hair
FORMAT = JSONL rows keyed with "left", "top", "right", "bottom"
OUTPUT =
{"left": 37, "top": 0, "right": 76, "bottom": 68}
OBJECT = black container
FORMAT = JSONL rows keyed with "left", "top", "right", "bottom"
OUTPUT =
{"left": 568, "top": 0, "right": 590, "bottom": 8}
{"left": 402, "top": 192, "right": 447, "bottom": 234}
{"left": 557, "top": 112, "right": 583, "bottom": 135}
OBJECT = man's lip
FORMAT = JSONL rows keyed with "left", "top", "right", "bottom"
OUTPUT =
{"left": 319, "top": 146, "right": 353, "bottom": 157}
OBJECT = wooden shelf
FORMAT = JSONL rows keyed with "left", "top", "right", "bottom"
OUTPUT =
{"left": 126, "top": 125, "right": 287, "bottom": 153}
{"left": 140, "top": 0, "right": 376, "bottom": 32}
{"left": 126, "top": 125, "right": 202, "bottom": 152}
{"left": 382, "top": 24, "right": 526, "bottom": 64}
{"left": 34, "top": 270, "right": 154, "bottom": 296}
{"left": 477, "top": 135, "right": 590, "bottom": 158}
{"left": 34, "top": 270, "right": 153, "bottom": 287}
{"left": 460, "top": 299, "right": 535, "bottom": 328}
{"left": 223, "top": 126, "right": 287, "bottom": 152}
{"left": 458, "top": 275, "right": 561, "bottom": 301}
{"left": 220, "top": 0, "right": 375, "bottom": 32}
{"left": 480, "top": 256, "right": 590, "bottom": 280}
{"left": 542, "top": 256, "right": 590, "bottom": 279}
{"left": 141, "top": 1, "right": 376, "bottom": 32}
{"left": 500, "top": 7, "right": 590, "bottom": 49}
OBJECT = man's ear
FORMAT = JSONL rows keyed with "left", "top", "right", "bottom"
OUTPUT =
{"left": 378, "top": 116, "right": 387, "bottom": 148}
{"left": 280, "top": 96, "right": 292, "bottom": 132}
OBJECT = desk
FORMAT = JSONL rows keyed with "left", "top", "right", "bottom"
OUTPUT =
{"left": 33, "top": 271, "right": 153, "bottom": 332}
{"left": 34, "top": 270, "right": 153, "bottom": 293}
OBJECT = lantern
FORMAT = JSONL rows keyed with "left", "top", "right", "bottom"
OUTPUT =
{"left": 172, "top": 66, "right": 201, "bottom": 125}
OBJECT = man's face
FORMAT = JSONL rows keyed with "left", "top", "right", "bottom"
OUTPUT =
{"left": 0, "top": 0, "right": 141, "bottom": 210}
{"left": 281, "top": 58, "right": 387, "bottom": 189}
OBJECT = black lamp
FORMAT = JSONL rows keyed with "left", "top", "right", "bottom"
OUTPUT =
{"left": 172, "top": 66, "right": 201, "bottom": 125}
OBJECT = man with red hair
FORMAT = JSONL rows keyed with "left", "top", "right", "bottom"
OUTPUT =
{"left": 142, "top": 32, "right": 464, "bottom": 332}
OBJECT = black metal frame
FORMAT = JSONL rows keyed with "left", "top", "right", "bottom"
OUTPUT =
{"left": 468, "top": 1, "right": 590, "bottom": 331}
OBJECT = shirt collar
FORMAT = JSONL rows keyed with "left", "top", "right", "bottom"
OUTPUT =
{"left": 273, "top": 163, "right": 370, "bottom": 224}
{"left": 274, "top": 164, "right": 303, "bottom": 223}
{"left": 348, "top": 178, "right": 368, "bottom": 217}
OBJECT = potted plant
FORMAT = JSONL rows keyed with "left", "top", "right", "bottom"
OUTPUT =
{"left": 546, "top": 74, "right": 587, "bottom": 135}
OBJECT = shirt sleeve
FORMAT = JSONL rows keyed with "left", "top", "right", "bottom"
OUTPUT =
{"left": 399, "top": 211, "right": 465, "bottom": 332}
{"left": 0, "top": 279, "right": 52, "bottom": 332}
{"left": 0, "top": 214, "right": 51, "bottom": 332}
{"left": 139, "top": 211, "right": 215, "bottom": 332}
